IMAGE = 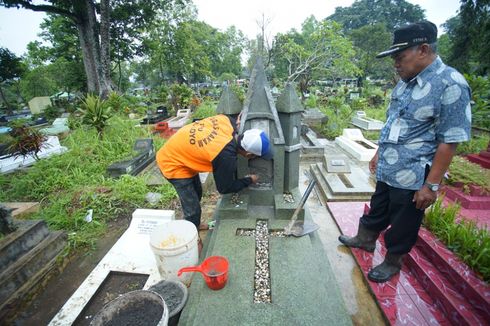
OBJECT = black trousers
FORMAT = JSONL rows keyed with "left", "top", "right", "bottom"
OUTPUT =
{"left": 168, "top": 175, "right": 203, "bottom": 228}
{"left": 360, "top": 181, "right": 424, "bottom": 255}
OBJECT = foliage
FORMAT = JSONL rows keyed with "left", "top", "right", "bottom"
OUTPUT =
{"left": 464, "top": 74, "right": 490, "bottom": 129}
{"left": 349, "top": 23, "right": 393, "bottom": 81}
{"left": 0, "top": 47, "right": 25, "bottom": 111}
{"left": 43, "top": 105, "right": 61, "bottom": 120}
{"left": 456, "top": 134, "right": 490, "bottom": 155}
{"left": 19, "top": 65, "right": 58, "bottom": 100}
{"left": 272, "top": 18, "right": 359, "bottom": 97}
{"left": 169, "top": 83, "right": 193, "bottom": 110}
{"left": 192, "top": 100, "right": 216, "bottom": 120}
{"left": 0, "top": 116, "right": 176, "bottom": 250}
{"left": 7, "top": 123, "right": 47, "bottom": 160}
{"left": 328, "top": 0, "right": 425, "bottom": 31}
{"left": 318, "top": 95, "right": 354, "bottom": 139}
{"left": 424, "top": 198, "right": 490, "bottom": 282}
{"left": 78, "top": 94, "right": 112, "bottom": 136}
{"left": 0, "top": 47, "right": 25, "bottom": 83}
{"left": 105, "top": 92, "right": 124, "bottom": 113}
{"left": 444, "top": 1, "right": 490, "bottom": 75}
{"left": 229, "top": 84, "right": 245, "bottom": 102}
{"left": 446, "top": 156, "right": 490, "bottom": 192}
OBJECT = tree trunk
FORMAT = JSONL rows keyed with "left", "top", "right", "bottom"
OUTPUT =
{"left": 75, "top": 0, "right": 113, "bottom": 98}
{"left": 99, "top": 0, "right": 113, "bottom": 99}
{"left": 0, "top": 85, "right": 12, "bottom": 113}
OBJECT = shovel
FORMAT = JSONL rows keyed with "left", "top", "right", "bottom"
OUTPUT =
{"left": 284, "top": 179, "right": 319, "bottom": 237}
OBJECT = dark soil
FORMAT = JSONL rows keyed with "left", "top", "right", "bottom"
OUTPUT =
{"left": 13, "top": 215, "right": 131, "bottom": 326}
{"left": 73, "top": 272, "right": 149, "bottom": 326}
{"left": 103, "top": 299, "right": 163, "bottom": 326}
{"left": 149, "top": 281, "right": 186, "bottom": 316}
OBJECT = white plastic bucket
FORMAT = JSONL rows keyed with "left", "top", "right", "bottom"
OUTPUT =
{"left": 149, "top": 220, "right": 198, "bottom": 286}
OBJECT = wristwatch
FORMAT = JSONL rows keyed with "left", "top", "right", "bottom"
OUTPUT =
{"left": 424, "top": 182, "right": 440, "bottom": 192}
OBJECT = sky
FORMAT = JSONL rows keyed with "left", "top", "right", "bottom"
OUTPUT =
{"left": 0, "top": 0, "right": 461, "bottom": 56}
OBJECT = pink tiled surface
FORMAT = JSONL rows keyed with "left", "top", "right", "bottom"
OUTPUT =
{"left": 440, "top": 186, "right": 490, "bottom": 230}
{"left": 467, "top": 154, "right": 490, "bottom": 169}
{"left": 327, "top": 202, "right": 489, "bottom": 326}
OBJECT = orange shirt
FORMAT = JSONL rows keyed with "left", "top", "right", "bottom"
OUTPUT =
{"left": 157, "top": 115, "right": 234, "bottom": 179}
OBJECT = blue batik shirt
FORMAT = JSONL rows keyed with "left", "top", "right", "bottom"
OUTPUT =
{"left": 376, "top": 57, "right": 471, "bottom": 190}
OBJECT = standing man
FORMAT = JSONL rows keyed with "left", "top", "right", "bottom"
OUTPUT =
{"left": 157, "top": 114, "right": 272, "bottom": 232}
{"left": 339, "top": 21, "right": 471, "bottom": 282}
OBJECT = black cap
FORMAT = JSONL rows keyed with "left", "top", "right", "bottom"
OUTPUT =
{"left": 376, "top": 21, "right": 438, "bottom": 58}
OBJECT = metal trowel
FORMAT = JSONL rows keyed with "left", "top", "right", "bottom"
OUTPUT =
{"left": 284, "top": 179, "right": 319, "bottom": 237}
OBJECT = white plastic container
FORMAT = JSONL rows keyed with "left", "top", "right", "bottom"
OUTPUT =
{"left": 149, "top": 220, "right": 198, "bottom": 286}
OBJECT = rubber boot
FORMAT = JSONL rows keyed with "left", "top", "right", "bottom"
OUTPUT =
{"left": 338, "top": 222, "right": 379, "bottom": 252}
{"left": 368, "top": 253, "right": 405, "bottom": 283}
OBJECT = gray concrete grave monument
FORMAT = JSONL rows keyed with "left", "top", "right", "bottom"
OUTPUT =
{"left": 351, "top": 111, "right": 384, "bottom": 131}
{"left": 180, "top": 58, "right": 351, "bottom": 326}
{"left": 216, "top": 85, "right": 242, "bottom": 121}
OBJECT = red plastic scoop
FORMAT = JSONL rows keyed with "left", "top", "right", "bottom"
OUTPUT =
{"left": 178, "top": 256, "right": 229, "bottom": 290}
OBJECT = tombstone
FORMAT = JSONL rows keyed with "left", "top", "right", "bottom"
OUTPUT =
{"left": 107, "top": 139, "right": 155, "bottom": 178}
{"left": 180, "top": 58, "right": 351, "bottom": 325}
{"left": 0, "top": 204, "right": 16, "bottom": 234}
{"left": 300, "top": 124, "right": 326, "bottom": 159}
{"left": 467, "top": 141, "right": 490, "bottom": 169}
{"left": 49, "top": 209, "right": 175, "bottom": 325}
{"left": 231, "top": 58, "right": 303, "bottom": 219}
{"left": 310, "top": 161, "right": 375, "bottom": 202}
{"left": 216, "top": 85, "right": 242, "bottom": 121}
{"left": 40, "top": 118, "right": 70, "bottom": 136}
{"left": 0, "top": 136, "right": 68, "bottom": 174}
{"left": 351, "top": 111, "right": 384, "bottom": 130}
{"left": 302, "top": 108, "right": 328, "bottom": 127}
{"left": 141, "top": 106, "right": 169, "bottom": 125}
{"left": 335, "top": 128, "right": 378, "bottom": 161}
{"left": 166, "top": 109, "right": 191, "bottom": 129}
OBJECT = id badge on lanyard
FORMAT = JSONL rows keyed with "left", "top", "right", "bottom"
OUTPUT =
{"left": 388, "top": 118, "right": 402, "bottom": 142}
{"left": 387, "top": 107, "right": 406, "bottom": 143}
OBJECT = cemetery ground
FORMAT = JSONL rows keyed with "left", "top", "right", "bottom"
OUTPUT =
{"left": 1, "top": 92, "right": 490, "bottom": 325}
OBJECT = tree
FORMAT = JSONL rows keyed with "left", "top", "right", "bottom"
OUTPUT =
{"left": 0, "top": 47, "right": 25, "bottom": 112}
{"left": 349, "top": 23, "right": 393, "bottom": 81}
{"left": 328, "top": 0, "right": 425, "bottom": 32}
{"left": 272, "top": 17, "right": 359, "bottom": 98}
{"left": 0, "top": 0, "right": 188, "bottom": 98}
{"left": 444, "top": 0, "right": 490, "bottom": 74}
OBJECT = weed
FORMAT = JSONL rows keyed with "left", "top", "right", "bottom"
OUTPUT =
{"left": 424, "top": 198, "right": 490, "bottom": 282}
{"left": 0, "top": 115, "right": 176, "bottom": 251}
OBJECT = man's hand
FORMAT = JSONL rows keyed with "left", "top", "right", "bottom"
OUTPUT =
{"left": 249, "top": 174, "right": 258, "bottom": 184}
{"left": 369, "top": 152, "right": 379, "bottom": 174}
{"left": 413, "top": 186, "right": 437, "bottom": 210}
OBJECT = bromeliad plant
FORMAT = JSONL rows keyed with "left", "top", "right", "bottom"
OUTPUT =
{"left": 8, "top": 121, "right": 47, "bottom": 160}
{"left": 424, "top": 198, "right": 490, "bottom": 282}
{"left": 78, "top": 94, "right": 112, "bottom": 137}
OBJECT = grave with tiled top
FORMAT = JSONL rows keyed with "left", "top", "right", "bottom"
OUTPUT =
{"left": 310, "top": 153, "right": 375, "bottom": 203}
{"left": 335, "top": 128, "right": 378, "bottom": 162}
{"left": 49, "top": 209, "right": 175, "bottom": 325}
{"left": 441, "top": 184, "right": 490, "bottom": 231}
{"left": 0, "top": 136, "right": 68, "bottom": 174}
{"left": 328, "top": 201, "right": 489, "bottom": 325}
{"left": 351, "top": 111, "right": 384, "bottom": 131}
{"left": 179, "top": 58, "right": 351, "bottom": 325}
{"left": 467, "top": 141, "right": 490, "bottom": 169}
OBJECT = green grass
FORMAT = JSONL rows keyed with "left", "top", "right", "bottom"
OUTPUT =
{"left": 447, "top": 156, "right": 490, "bottom": 192}
{"left": 192, "top": 100, "right": 218, "bottom": 120}
{"left": 424, "top": 198, "right": 490, "bottom": 282}
{"left": 0, "top": 115, "right": 176, "bottom": 250}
